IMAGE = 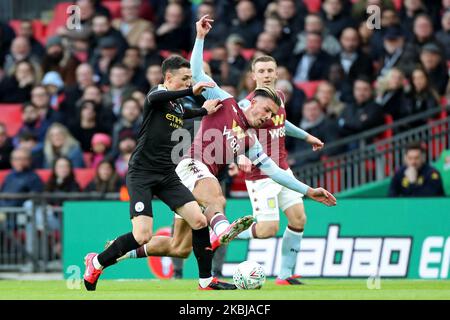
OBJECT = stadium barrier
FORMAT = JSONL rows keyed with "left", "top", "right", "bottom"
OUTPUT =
{"left": 0, "top": 192, "right": 119, "bottom": 272}
{"left": 290, "top": 106, "right": 450, "bottom": 194}
{"left": 63, "top": 198, "right": 450, "bottom": 280}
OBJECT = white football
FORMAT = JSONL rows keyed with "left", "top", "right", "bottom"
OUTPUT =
{"left": 233, "top": 260, "right": 266, "bottom": 290}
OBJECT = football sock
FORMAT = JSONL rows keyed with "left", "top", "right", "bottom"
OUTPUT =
{"left": 97, "top": 232, "right": 140, "bottom": 269}
{"left": 199, "top": 277, "right": 214, "bottom": 288}
{"left": 237, "top": 222, "right": 257, "bottom": 239}
{"left": 210, "top": 213, "right": 229, "bottom": 236}
{"left": 192, "top": 226, "right": 213, "bottom": 281}
{"left": 279, "top": 226, "right": 303, "bottom": 280}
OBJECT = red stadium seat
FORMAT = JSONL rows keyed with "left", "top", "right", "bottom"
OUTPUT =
{"left": 241, "top": 49, "right": 255, "bottom": 61}
{"left": 8, "top": 20, "right": 47, "bottom": 45}
{"left": 392, "top": 0, "right": 403, "bottom": 10}
{"left": 83, "top": 152, "right": 93, "bottom": 168}
{"left": 74, "top": 168, "right": 96, "bottom": 190}
{"left": 102, "top": 1, "right": 122, "bottom": 19}
{"left": 46, "top": 2, "right": 72, "bottom": 40}
{"left": 36, "top": 169, "right": 52, "bottom": 183}
{"left": 295, "top": 81, "right": 323, "bottom": 98}
{"left": 0, "top": 104, "right": 23, "bottom": 137}
{"left": 0, "top": 169, "right": 10, "bottom": 186}
{"left": 303, "top": 0, "right": 322, "bottom": 13}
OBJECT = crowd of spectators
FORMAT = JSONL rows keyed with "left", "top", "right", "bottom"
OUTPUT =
{"left": 0, "top": 0, "right": 449, "bottom": 194}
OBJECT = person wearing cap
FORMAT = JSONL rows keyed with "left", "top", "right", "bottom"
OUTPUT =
{"left": 90, "top": 132, "right": 112, "bottom": 169}
{"left": 42, "top": 35, "right": 80, "bottom": 87}
{"left": 419, "top": 42, "right": 449, "bottom": 95}
{"left": 89, "top": 36, "right": 122, "bottom": 85}
{"left": 378, "top": 25, "right": 419, "bottom": 77}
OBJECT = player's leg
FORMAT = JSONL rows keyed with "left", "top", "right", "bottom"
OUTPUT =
{"left": 83, "top": 173, "right": 154, "bottom": 291}
{"left": 193, "top": 177, "right": 254, "bottom": 245}
{"left": 276, "top": 181, "right": 306, "bottom": 285}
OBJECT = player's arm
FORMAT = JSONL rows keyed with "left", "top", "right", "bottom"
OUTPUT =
{"left": 147, "top": 82, "right": 214, "bottom": 105}
{"left": 247, "top": 138, "right": 336, "bottom": 206}
{"left": 191, "top": 15, "right": 232, "bottom": 101}
{"left": 285, "top": 120, "right": 324, "bottom": 151}
{"left": 183, "top": 99, "right": 222, "bottom": 119}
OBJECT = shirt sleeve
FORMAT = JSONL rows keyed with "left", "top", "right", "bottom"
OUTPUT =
{"left": 191, "top": 38, "right": 232, "bottom": 101}
{"left": 147, "top": 88, "right": 194, "bottom": 105}
{"left": 183, "top": 107, "right": 207, "bottom": 119}
{"left": 285, "top": 119, "right": 309, "bottom": 140}
{"left": 247, "top": 137, "right": 310, "bottom": 195}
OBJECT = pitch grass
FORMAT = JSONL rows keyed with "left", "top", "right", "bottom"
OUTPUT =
{"left": 0, "top": 279, "right": 449, "bottom": 300}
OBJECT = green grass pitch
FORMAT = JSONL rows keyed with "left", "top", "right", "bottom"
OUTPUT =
{"left": 0, "top": 279, "right": 449, "bottom": 300}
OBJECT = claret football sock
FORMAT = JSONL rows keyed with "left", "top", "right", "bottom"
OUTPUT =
{"left": 279, "top": 226, "right": 303, "bottom": 280}
{"left": 97, "top": 232, "right": 140, "bottom": 269}
{"left": 210, "top": 212, "right": 230, "bottom": 235}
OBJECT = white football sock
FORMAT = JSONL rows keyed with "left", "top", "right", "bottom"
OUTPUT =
{"left": 199, "top": 276, "right": 214, "bottom": 288}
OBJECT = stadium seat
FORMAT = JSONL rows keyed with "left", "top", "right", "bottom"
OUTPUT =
{"left": 36, "top": 169, "right": 52, "bottom": 183}
{"left": 74, "top": 168, "right": 96, "bottom": 190}
{"left": 241, "top": 49, "right": 255, "bottom": 61}
{"left": 392, "top": 0, "right": 403, "bottom": 10}
{"left": 0, "top": 169, "right": 10, "bottom": 186}
{"left": 8, "top": 20, "right": 47, "bottom": 45}
{"left": 0, "top": 104, "right": 23, "bottom": 137}
{"left": 83, "top": 152, "right": 93, "bottom": 168}
{"left": 303, "top": 0, "right": 322, "bottom": 13}
{"left": 294, "top": 81, "right": 323, "bottom": 98}
{"left": 45, "top": 2, "right": 72, "bottom": 40}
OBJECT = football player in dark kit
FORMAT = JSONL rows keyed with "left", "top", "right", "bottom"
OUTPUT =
{"left": 83, "top": 55, "right": 246, "bottom": 290}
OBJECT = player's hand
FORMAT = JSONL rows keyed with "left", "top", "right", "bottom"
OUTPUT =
{"left": 196, "top": 15, "right": 214, "bottom": 39}
{"left": 192, "top": 81, "right": 215, "bottom": 95}
{"left": 237, "top": 155, "right": 252, "bottom": 173}
{"left": 202, "top": 99, "right": 222, "bottom": 114}
{"left": 305, "top": 135, "right": 324, "bottom": 151}
{"left": 306, "top": 187, "right": 337, "bottom": 206}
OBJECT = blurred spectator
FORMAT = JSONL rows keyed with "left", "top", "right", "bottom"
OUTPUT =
{"left": 276, "top": 67, "right": 306, "bottom": 124}
{"left": 294, "top": 98, "right": 341, "bottom": 164}
{"left": 0, "top": 123, "right": 13, "bottom": 169}
{"left": 137, "top": 30, "right": 164, "bottom": 68}
{"left": 69, "top": 100, "right": 109, "bottom": 152}
{"left": 436, "top": 9, "right": 450, "bottom": 60}
{"left": 103, "top": 64, "right": 136, "bottom": 117}
{"left": 357, "top": 19, "right": 375, "bottom": 56}
{"left": 16, "top": 131, "right": 44, "bottom": 169}
{"left": 114, "top": 130, "right": 136, "bottom": 178}
{"left": 193, "top": 2, "right": 228, "bottom": 49}
{"left": 41, "top": 36, "right": 80, "bottom": 87}
{"left": 90, "top": 133, "right": 112, "bottom": 169}
{"left": 225, "top": 34, "right": 248, "bottom": 71}
{"left": 16, "top": 20, "right": 45, "bottom": 58}
{"left": 0, "top": 60, "right": 37, "bottom": 103}
{"left": 111, "top": 98, "right": 142, "bottom": 156}
{"left": 315, "top": 81, "right": 345, "bottom": 119}
{"left": 113, "top": 0, "right": 153, "bottom": 47}
{"left": 155, "top": 2, "right": 190, "bottom": 52}
{"left": 3, "top": 36, "right": 41, "bottom": 75}
{"left": 123, "top": 47, "right": 147, "bottom": 90}
{"left": 85, "top": 159, "right": 123, "bottom": 193}
{"left": 337, "top": 76, "right": 384, "bottom": 137}
{"left": 370, "top": 8, "right": 401, "bottom": 59}
{"left": 228, "top": 0, "right": 263, "bottom": 48}
{"left": 419, "top": 42, "right": 449, "bottom": 95}
{"left": 320, "top": 0, "right": 356, "bottom": 39}
{"left": 89, "top": 13, "right": 129, "bottom": 60}
{"left": 334, "top": 27, "right": 374, "bottom": 83}
{"left": 352, "top": 0, "right": 395, "bottom": 23}
{"left": 0, "top": 148, "right": 43, "bottom": 207}
{"left": 237, "top": 69, "right": 256, "bottom": 101}
{"left": 43, "top": 123, "right": 85, "bottom": 168}
{"left": 45, "top": 157, "right": 81, "bottom": 205}
{"left": 31, "top": 85, "right": 65, "bottom": 127}
{"left": 404, "top": 67, "right": 440, "bottom": 126}
{"left": 14, "top": 102, "right": 49, "bottom": 144}
{"left": 411, "top": 14, "right": 443, "bottom": 53}
{"left": 62, "top": 63, "right": 97, "bottom": 124}
{"left": 42, "top": 71, "right": 65, "bottom": 111}
{"left": 144, "top": 63, "right": 163, "bottom": 92}
{"left": 0, "top": 21, "right": 15, "bottom": 67}
{"left": 274, "top": 0, "right": 307, "bottom": 36}
{"left": 263, "top": 13, "right": 294, "bottom": 63}
{"left": 378, "top": 25, "right": 419, "bottom": 77}
{"left": 376, "top": 68, "right": 409, "bottom": 120}
{"left": 293, "top": 14, "right": 341, "bottom": 56}
{"left": 209, "top": 44, "right": 242, "bottom": 87}
{"left": 399, "top": 0, "right": 428, "bottom": 37}
{"left": 388, "top": 142, "right": 445, "bottom": 197}
{"left": 290, "top": 32, "right": 333, "bottom": 82}
{"left": 90, "top": 36, "right": 122, "bottom": 85}
{"left": 327, "top": 63, "right": 353, "bottom": 103}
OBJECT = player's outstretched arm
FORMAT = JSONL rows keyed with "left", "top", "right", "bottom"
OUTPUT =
{"left": 183, "top": 99, "right": 222, "bottom": 119}
{"left": 247, "top": 139, "right": 336, "bottom": 206}
{"left": 285, "top": 120, "right": 324, "bottom": 151}
{"left": 191, "top": 15, "right": 231, "bottom": 101}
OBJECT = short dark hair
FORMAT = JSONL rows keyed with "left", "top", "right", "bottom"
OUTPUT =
{"left": 253, "top": 86, "right": 282, "bottom": 107}
{"left": 354, "top": 75, "right": 372, "bottom": 86}
{"left": 161, "top": 55, "right": 190, "bottom": 78}
{"left": 18, "top": 130, "right": 38, "bottom": 142}
{"left": 405, "top": 142, "right": 424, "bottom": 154}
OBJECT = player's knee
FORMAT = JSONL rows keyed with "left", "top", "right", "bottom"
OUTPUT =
{"left": 133, "top": 229, "right": 153, "bottom": 245}
{"left": 191, "top": 215, "right": 208, "bottom": 230}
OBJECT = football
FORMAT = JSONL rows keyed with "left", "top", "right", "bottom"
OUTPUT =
{"left": 233, "top": 260, "right": 266, "bottom": 290}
